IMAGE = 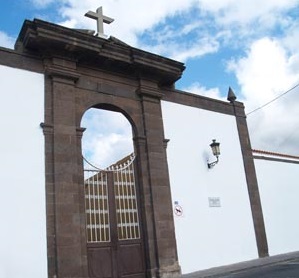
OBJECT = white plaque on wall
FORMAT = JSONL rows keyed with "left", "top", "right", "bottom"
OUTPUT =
{"left": 209, "top": 197, "right": 221, "bottom": 207}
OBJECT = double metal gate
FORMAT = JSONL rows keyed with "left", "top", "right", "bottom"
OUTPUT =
{"left": 84, "top": 154, "right": 145, "bottom": 278}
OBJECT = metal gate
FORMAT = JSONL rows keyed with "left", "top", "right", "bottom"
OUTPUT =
{"left": 84, "top": 154, "right": 145, "bottom": 278}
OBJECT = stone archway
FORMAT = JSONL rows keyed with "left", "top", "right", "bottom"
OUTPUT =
{"left": 81, "top": 107, "right": 146, "bottom": 277}
{"left": 21, "top": 18, "right": 184, "bottom": 278}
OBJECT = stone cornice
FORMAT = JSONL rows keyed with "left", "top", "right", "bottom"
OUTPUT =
{"left": 137, "top": 87, "right": 164, "bottom": 100}
{"left": 16, "top": 19, "right": 185, "bottom": 86}
{"left": 16, "top": 19, "right": 105, "bottom": 55}
{"left": 45, "top": 65, "right": 81, "bottom": 82}
{"left": 162, "top": 88, "right": 243, "bottom": 116}
{"left": 40, "top": 122, "right": 54, "bottom": 135}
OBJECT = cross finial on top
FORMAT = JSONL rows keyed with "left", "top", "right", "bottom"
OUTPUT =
{"left": 85, "top": 7, "right": 114, "bottom": 38}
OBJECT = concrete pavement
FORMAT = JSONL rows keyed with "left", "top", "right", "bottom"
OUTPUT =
{"left": 182, "top": 251, "right": 299, "bottom": 278}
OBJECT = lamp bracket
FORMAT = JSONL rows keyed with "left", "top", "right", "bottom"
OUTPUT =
{"left": 207, "top": 156, "right": 219, "bottom": 169}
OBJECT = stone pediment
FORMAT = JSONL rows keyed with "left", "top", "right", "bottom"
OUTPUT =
{"left": 16, "top": 19, "right": 185, "bottom": 86}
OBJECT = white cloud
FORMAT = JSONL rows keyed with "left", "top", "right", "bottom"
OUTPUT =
{"left": 183, "top": 82, "right": 224, "bottom": 100}
{"left": 198, "top": 0, "right": 298, "bottom": 26}
{"left": 227, "top": 37, "right": 299, "bottom": 154}
{"left": 281, "top": 21, "right": 299, "bottom": 55}
{"left": 141, "top": 36, "right": 219, "bottom": 62}
{"left": 81, "top": 108, "right": 134, "bottom": 169}
{"left": 58, "top": 0, "right": 194, "bottom": 47}
{"left": 228, "top": 38, "right": 296, "bottom": 105}
{"left": 30, "top": 0, "right": 55, "bottom": 8}
{"left": 0, "top": 31, "right": 15, "bottom": 49}
{"left": 51, "top": 0, "right": 299, "bottom": 63}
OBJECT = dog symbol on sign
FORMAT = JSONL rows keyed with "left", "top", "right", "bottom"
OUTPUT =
{"left": 174, "top": 204, "right": 183, "bottom": 217}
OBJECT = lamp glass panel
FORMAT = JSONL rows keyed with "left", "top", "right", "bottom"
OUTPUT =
{"left": 210, "top": 141, "right": 220, "bottom": 156}
{"left": 213, "top": 144, "right": 220, "bottom": 156}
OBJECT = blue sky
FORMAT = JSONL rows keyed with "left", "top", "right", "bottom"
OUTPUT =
{"left": 1, "top": 0, "right": 299, "bottom": 166}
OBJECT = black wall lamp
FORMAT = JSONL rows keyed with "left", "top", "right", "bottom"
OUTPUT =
{"left": 207, "top": 139, "right": 220, "bottom": 168}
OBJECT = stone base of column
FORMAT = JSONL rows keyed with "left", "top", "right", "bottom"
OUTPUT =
{"left": 158, "top": 262, "right": 181, "bottom": 278}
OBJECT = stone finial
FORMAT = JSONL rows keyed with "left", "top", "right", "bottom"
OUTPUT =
{"left": 227, "top": 87, "right": 237, "bottom": 103}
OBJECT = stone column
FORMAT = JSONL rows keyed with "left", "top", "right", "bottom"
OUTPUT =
{"left": 233, "top": 101, "right": 269, "bottom": 258}
{"left": 44, "top": 59, "right": 89, "bottom": 277}
{"left": 40, "top": 122, "right": 56, "bottom": 278}
{"left": 137, "top": 79, "right": 181, "bottom": 278}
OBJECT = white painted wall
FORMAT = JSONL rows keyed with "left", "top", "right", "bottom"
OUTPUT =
{"left": 161, "top": 101, "right": 258, "bottom": 274}
{"left": 254, "top": 158, "right": 299, "bottom": 256}
{"left": 0, "top": 65, "right": 47, "bottom": 278}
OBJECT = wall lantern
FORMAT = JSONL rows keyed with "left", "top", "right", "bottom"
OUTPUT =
{"left": 207, "top": 139, "right": 220, "bottom": 168}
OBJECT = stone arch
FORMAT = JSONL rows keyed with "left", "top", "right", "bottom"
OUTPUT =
{"left": 76, "top": 95, "right": 144, "bottom": 143}
{"left": 85, "top": 103, "right": 138, "bottom": 138}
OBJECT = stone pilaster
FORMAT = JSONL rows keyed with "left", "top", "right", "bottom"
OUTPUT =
{"left": 137, "top": 79, "right": 181, "bottom": 278}
{"left": 233, "top": 102, "right": 269, "bottom": 258}
{"left": 44, "top": 60, "right": 89, "bottom": 277}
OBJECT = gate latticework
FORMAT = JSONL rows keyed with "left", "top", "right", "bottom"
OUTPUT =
{"left": 84, "top": 153, "right": 141, "bottom": 243}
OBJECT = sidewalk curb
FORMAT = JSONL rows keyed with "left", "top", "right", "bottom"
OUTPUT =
{"left": 182, "top": 251, "right": 299, "bottom": 277}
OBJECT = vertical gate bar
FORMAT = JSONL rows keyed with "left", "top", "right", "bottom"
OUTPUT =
{"left": 120, "top": 169, "right": 124, "bottom": 240}
{"left": 106, "top": 172, "right": 110, "bottom": 242}
{"left": 115, "top": 167, "right": 123, "bottom": 239}
{"left": 122, "top": 166, "right": 129, "bottom": 239}
{"left": 124, "top": 165, "right": 132, "bottom": 239}
{"left": 128, "top": 162, "right": 136, "bottom": 239}
{"left": 102, "top": 174, "right": 105, "bottom": 242}
{"left": 96, "top": 171, "right": 101, "bottom": 242}
{"left": 101, "top": 172, "right": 106, "bottom": 241}
{"left": 88, "top": 172, "right": 93, "bottom": 242}
{"left": 84, "top": 174, "right": 88, "bottom": 241}
{"left": 131, "top": 162, "right": 140, "bottom": 238}
{"left": 101, "top": 172, "right": 105, "bottom": 241}
{"left": 92, "top": 172, "right": 97, "bottom": 242}
{"left": 122, "top": 165, "right": 130, "bottom": 239}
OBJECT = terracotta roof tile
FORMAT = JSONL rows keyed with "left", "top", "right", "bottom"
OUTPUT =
{"left": 252, "top": 149, "right": 299, "bottom": 160}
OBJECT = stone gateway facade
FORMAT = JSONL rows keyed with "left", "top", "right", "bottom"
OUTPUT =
{"left": 0, "top": 18, "right": 271, "bottom": 277}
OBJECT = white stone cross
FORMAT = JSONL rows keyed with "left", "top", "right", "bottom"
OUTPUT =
{"left": 85, "top": 7, "right": 114, "bottom": 38}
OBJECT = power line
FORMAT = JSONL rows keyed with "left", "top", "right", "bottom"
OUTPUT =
{"left": 246, "top": 82, "right": 299, "bottom": 116}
